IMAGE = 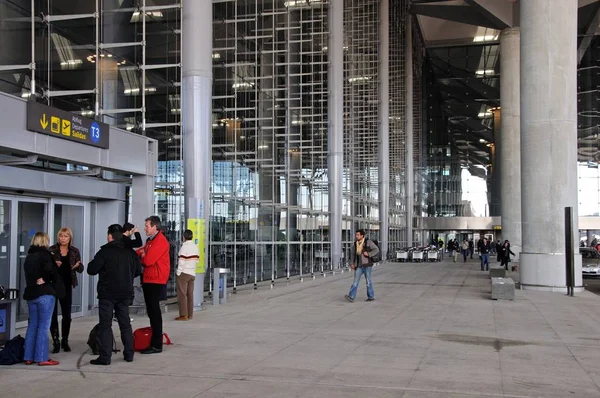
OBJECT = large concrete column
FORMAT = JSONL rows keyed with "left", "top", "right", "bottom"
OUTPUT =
{"left": 378, "top": 0, "right": 390, "bottom": 260}
{"left": 405, "top": 17, "right": 414, "bottom": 247}
{"left": 490, "top": 109, "right": 501, "bottom": 217}
{"left": 520, "top": 0, "right": 581, "bottom": 292}
{"left": 182, "top": 0, "right": 212, "bottom": 306}
{"left": 328, "top": 0, "right": 344, "bottom": 269}
{"left": 499, "top": 27, "right": 522, "bottom": 260}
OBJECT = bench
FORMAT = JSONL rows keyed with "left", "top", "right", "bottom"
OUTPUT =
{"left": 489, "top": 266, "right": 506, "bottom": 278}
{"left": 491, "top": 277, "right": 515, "bottom": 300}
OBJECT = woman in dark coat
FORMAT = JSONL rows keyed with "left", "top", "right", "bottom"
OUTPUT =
{"left": 23, "top": 232, "right": 59, "bottom": 366}
{"left": 48, "top": 227, "right": 84, "bottom": 353}
{"left": 500, "top": 240, "right": 516, "bottom": 270}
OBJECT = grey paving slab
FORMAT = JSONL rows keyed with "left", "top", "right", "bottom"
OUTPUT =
{"left": 3, "top": 259, "right": 600, "bottom": 398}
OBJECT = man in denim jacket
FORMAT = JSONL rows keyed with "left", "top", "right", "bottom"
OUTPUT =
{"left": 345, "top": 230, "right": 380, "bottom": 302}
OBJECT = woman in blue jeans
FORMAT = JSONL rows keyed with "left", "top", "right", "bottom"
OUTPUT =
{"left": 23, "top": 232, "right": 60, "bottom": 366}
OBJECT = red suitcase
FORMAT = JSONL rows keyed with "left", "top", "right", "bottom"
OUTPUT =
{"left": 133, "top": 327, "right": 172, "bottom": 351}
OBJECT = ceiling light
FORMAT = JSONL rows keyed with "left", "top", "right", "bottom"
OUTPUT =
{"left": 258, "top": 145, "right": 269, "bottom": 150}
{"left": 212, "top": 53, "right": 221, "bottom": 60}
{"left": 232, "top": 82, "right": 254, "bottom": 89}
{"left": 473, "top": 35, "right": 498, "bottom": 42}
{"left": 60, "top": 59, "right": 82, "bottom": 66}
{"left": 475, "top": 69, "right": 494, "bottom": 76}
{"left": 478, "top": 112, "right": 492, "bottom": 118}
{"left": 479, "top": 139, "right": 487, "bottom": 144}
{"left": 348, "top": 76, "right": 372, "bottom": 83}
{"left": 284, "top": 0, "right": 324, "bottom": 8}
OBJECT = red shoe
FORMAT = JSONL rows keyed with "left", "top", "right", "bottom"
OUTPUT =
{"left": 38, "top": 359, "right": 59, "bottom": 366}
{"left": 24, "top": 360, "right": 35, "bottom": 365}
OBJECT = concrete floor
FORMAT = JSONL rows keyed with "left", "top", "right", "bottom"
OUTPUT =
{"left": 3, "top": 259, "right": 600, "bottom": 398}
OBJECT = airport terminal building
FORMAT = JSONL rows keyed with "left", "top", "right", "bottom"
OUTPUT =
{"left": 0, "top": 0, "right": 598, "bottom": 327}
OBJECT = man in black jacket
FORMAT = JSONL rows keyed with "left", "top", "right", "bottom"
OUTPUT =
{"left": 88, "top": 224, "right": 142, "bottom": 365}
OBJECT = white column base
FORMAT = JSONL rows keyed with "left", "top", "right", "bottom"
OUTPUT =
{"left": 520, "top": 252, "right": 582, "bottom": 293}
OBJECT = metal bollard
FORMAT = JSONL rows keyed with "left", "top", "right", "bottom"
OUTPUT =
{"left": 212, "top": 268, "right": 230, "bottom": 305}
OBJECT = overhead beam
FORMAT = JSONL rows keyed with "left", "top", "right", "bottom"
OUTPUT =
{"left": 578, "top": 2, "right": 600, "bottom": 64}
{"left": 411, "top": 4, "right": 501, "bottom": 30}
{"left": 464, "top": 0, "right": 512, "bottom": 29}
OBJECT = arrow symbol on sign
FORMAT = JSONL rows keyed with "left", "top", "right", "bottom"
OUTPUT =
{"left": 40, "top": 114, "right": 48, "bottom": 129}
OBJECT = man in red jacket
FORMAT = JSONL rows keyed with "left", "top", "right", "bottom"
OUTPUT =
{"left": 136, "top": 216, "right": 170, "bottom": 354}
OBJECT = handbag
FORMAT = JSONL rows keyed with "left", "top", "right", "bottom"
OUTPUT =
{"left": 133, "top": 327, "right": 172, "bottom": 352}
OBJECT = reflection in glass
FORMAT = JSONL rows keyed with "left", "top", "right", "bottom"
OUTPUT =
{"left": 17, "top": 202, "right": 46, "bottom": 322}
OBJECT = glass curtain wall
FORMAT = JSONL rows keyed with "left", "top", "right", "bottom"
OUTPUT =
{"left": 0, "top": 0, "right": 425, "bottom": 291}
{"left": 0, "top": 0, "right": 184, "bottom": 296}
{"left": 210, "top": 0, "right": 330, "bottom": 288}
{"left": 343, "top": 0, "right": 381, "bottom": 253}
{"left": 424, "top": 43, "right": 499, "bottom": 219}
{"left": 578, "top": 35, "right": 600, "bottom": 221}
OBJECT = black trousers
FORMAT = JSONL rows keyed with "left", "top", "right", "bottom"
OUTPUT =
{"left": 142, "top": 283, "right": 163, "bottom": 349}
{"left": 98, "top": 298, "right": 133, "bottom": 362}
{"left": 500, "top": 258, "right": 509, "bottom": 270}
{"left": 51, "top": 285, "right": 72, "bottom": 339}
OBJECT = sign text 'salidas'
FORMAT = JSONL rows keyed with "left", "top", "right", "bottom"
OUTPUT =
{"left": 26, "top": 101, "right": 110, "bottom": 149}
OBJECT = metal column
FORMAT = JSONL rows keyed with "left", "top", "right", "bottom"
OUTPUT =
{"left": 378, "top": 0, "right": 390, "bottom": 259}
{"left": 328, "top": 0, "right": 344, "bottom": 269}
{"left": 405, "top": 16, "right": 414, "bottom": 247}
{"left": 182, "top": 0, "right": 212, "bottom": 306}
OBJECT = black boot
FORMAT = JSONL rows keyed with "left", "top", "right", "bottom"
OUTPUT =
{"left": 51, "top": 332, "right": 60, "bottom": 354}
{"left": 61, "top": 318, "right": 72, "bottom": 352}
{"left": 61, "top": 338, "right": 71, "bottom": 352}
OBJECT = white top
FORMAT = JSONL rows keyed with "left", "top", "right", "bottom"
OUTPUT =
{"left": 177, "top": 240, "right": 199, "bottom": 277}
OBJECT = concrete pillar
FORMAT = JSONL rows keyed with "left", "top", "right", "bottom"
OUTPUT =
{"left": 520, "top": 0, "right": 581, "bottom": 292}
{"left": 405, "top": 17, "right": 414, "bottom": 247}
{"left": 182, "top": 0, "right": 212, "bottom": 306}
{"left": 378, "top": 0, "right": 390, "bottom": 260}
{"left": 328, "top": 0, "right": 344, "bottom": 269}
{"left": 499, "top": 27, "right": 522, "bottom": 261}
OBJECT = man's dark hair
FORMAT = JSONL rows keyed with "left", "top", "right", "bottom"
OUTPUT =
{"left": 108, "top": 224, "right": 123, "bottom": 241}
{"left": 183, "top": 229, "right": 193, "bottom": 241}
{"left": 145, "top": 216, "right": 162, "bottom": 231}
{"left": 122, "top": 222, "right": 135, "bottom": 232}
{"left": 356, "top": 229, "right": 366, "bottom": 237}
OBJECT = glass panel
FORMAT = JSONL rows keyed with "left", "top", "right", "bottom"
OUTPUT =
{"left": 17, "top": 201, "right": 47, "bottom": 322}
{"left": 0, "top": 200, "right": 11, "bottom": 289}
{"left": 53, "top": 204, "right": 84, "bottom": 314}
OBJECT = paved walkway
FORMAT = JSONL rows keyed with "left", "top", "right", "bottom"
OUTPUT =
{"left": 3, "top": 259, "right": 600, "bottom": 398}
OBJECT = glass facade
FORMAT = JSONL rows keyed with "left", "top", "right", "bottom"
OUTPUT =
{"left": 1, "top": 0, "right": 597, "bottom": 292}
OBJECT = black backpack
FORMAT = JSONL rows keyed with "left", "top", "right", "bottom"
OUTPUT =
{"left": 369, "top": 240, "right": 382, "bottom": 263}
{"left": 87, "top": 324, "right": 120, "bottom": 355}
{"left": 0, "top": 335, "right": 25, "bottom": 365}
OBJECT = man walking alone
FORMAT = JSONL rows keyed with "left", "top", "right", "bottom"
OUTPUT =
{"left": 87, "top": 224, "right": 141, "bottom": 365}
{"left": 345, "top": 230, "right": 380, "bottom": 302}
{"left": 137, "top": 216, "right": 170, "bottom": 354}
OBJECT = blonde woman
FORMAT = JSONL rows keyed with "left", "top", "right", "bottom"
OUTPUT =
{"left": 48, "top": 227, "right": 83, "bottom": 353}
{"left": 23, "top": 232, "right": 59, "bottom": 366}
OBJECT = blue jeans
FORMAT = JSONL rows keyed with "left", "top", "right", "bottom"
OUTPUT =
{"left": 348, "top": 266, "right": 374, "bottom": 300}
{"left": 24, "top": 295, "right": 56, "bottom": 363}
{"left": 480, "top": 254, "right": 490, "bottom": 271}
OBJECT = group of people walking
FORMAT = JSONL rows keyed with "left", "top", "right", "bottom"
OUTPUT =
{"left": 438, "top": 237, "right": 516, "bottom": 271}
{"left": 21, "top": 216, "right": 188, "bottom": 366}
